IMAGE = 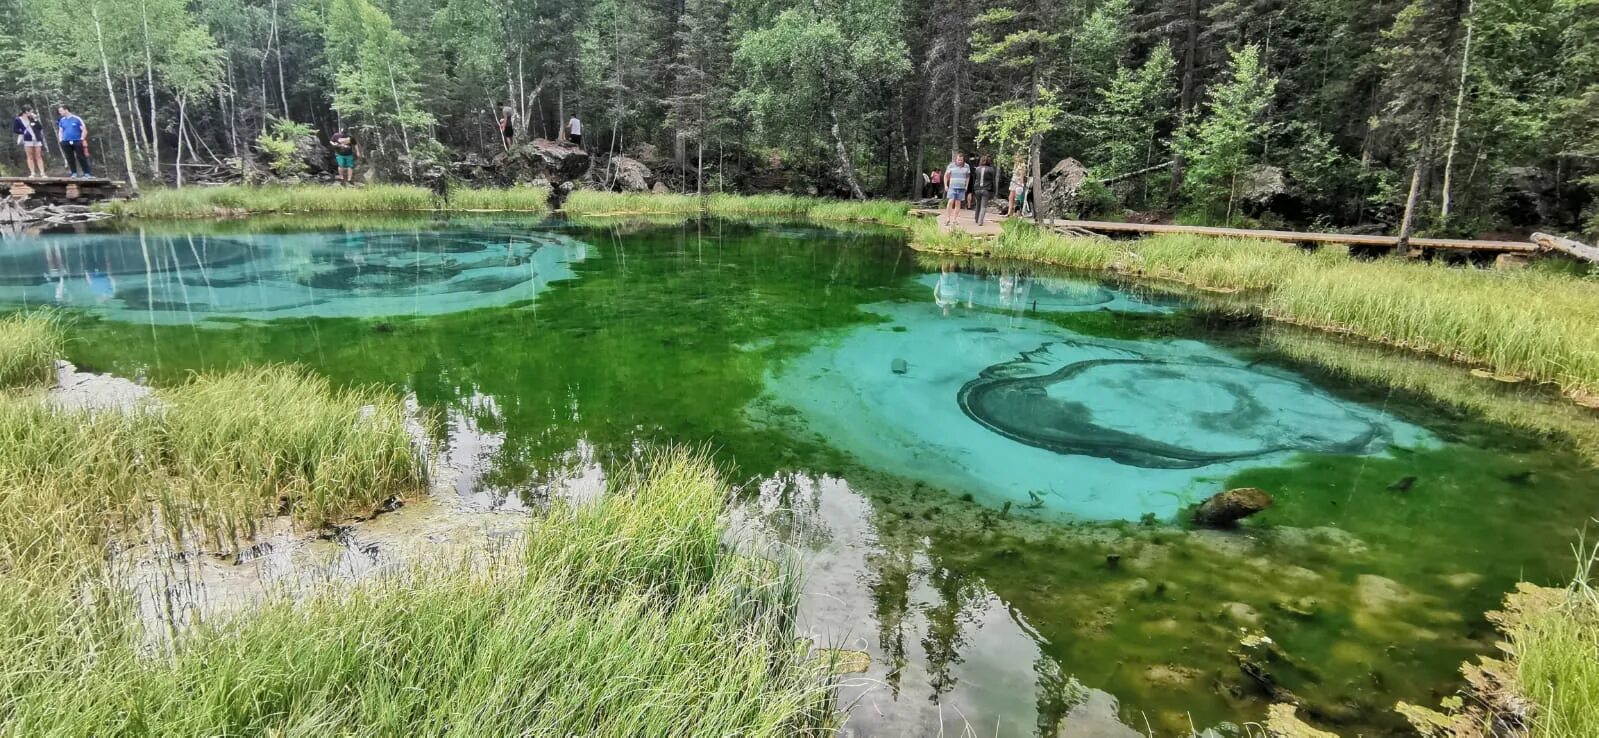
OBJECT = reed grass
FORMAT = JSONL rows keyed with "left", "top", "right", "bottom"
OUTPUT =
{"left": 0, "top": 312, "right": 63, "bottom": 388}
{"left": 0, "top": 450, "right": 836, "bottom": 736}
{"left": 1513, "top": 544, "right": 1599, "bottom": 738}
{"left": 918, "top": 221, "right": 1599, "bottom": 399}
{"left": 104, "top": 184, "right": 551, "bottom": 218}
{"left": 0, "top": 365, "right": 425, "bottom": 569}
{"left": 563, "top": 190, "right": 913, "bottom": 225}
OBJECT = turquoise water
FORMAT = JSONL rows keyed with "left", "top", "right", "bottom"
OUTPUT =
{"left": 7, "top": 216, "right": 1599, "bottom": 736}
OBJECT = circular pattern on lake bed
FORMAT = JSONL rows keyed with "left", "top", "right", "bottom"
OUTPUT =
{"left": 958, "top": 351, "right": 1389, "bottom": 469}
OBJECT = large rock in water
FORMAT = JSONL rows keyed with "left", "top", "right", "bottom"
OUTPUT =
{"left": 505, "top": 138, "right": 591, "bottom": 182}
{"left": 1192, "top": 487, "right": 1273, "bottom": 527}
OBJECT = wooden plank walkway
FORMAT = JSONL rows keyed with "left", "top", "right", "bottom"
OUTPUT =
{"left": 910, "top": 209, "right": 1539, "bottom": 254}
{"left": 3, "top": 176, "right": 126, "bottom": 203}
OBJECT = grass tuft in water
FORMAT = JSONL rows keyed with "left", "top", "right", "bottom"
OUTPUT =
{"left": 0, "top": 311, "right": 63, "bottom": 388}
{"left": 0, "top": 449, "right": 836, "bottom": 736}
{"left": 0, "top": 365, "right": 425, "bottom": 568}
{"left": 104, "top": 184, "right": 551, "bottom": 218}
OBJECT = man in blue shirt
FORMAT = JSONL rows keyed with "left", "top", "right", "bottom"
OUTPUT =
{"left": 56, "top": 105, "right": 92, "bottom": 178}
{"left": 942, "top": 152, "right": 970, "bottom": 227}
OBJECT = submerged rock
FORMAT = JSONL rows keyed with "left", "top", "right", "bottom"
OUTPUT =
{"left": 891, "top": 358, "right": 908, "bottom": 375}
{"left": 1193, "top": 488, "right": 1274, "bottom": 528}
{"left": 1265, "top": 704, "right": 1338, "bottom": 738}
{"left": 813, "top": 648, "right": 872, "bottom": 675}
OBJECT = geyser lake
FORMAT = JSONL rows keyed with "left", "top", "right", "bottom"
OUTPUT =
{"left": 5, "top": 216, "right": 1596, "bottom": 736}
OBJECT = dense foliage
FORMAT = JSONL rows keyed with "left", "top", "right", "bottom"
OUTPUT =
{"left": 1, "top": 0, "right": 1595, "bottom": 235}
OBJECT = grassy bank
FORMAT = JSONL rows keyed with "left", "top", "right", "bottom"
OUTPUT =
{"left": 563, "top": 190, "right": 913, "bottom": 225}
{"left": 1513, "top": 551, "right": 1599, "bottom": 737}
{"left": 103, "top": 184, "right": 550, "bottom": 218}
{"left": 0, "top": 451, "right": 835, "bottom": 736}
{"left": 922, "top": 221, "right": 1599, "bottom": 401}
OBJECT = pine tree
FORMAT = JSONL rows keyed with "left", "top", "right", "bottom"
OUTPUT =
{"left": 667, "top": 0, "right": 734, "bottom": 193}
{"left": 1080, "top": 42, "right": 1177, "bottom": 206}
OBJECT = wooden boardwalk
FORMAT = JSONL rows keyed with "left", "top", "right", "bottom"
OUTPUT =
{"left": 911, "top": 209, "right": 1540, "bottom": 254}
{"left": 3, "top": 176, "right": 126, "bottom": 203}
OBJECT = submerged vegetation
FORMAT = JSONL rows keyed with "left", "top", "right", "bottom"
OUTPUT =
{"left": 0, "top": 451, "right": 835, "bottom": 736}
{"left": 920, "top": 221, "right": 1599, "bottom": 401}
{"left": 103, "top": 185, "right": 550, "bottom": 218}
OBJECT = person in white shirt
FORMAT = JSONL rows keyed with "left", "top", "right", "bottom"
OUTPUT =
{"left": 566, "top": 116, "right": 583, "bottom": 147}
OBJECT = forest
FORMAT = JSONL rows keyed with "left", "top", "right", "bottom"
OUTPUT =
{"left": 0, "top": 0, "right": 1595, "bottom": 237}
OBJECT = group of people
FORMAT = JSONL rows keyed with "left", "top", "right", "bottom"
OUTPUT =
{"left": 927, "top": 154, "right": 1032, "bottom": 227}
{"left": 11, "top": 105, "right": 94, "bottom": 179}
{"left": 497, "top": 105, "right": 584, "bottom": 150}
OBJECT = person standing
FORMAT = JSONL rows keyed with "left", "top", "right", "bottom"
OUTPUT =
{"left": 331, "top": 128, "right": 360, "bottom": 184}
{"left": 56, "top": 105, "right": 91, "bottom": 179}
{"left": 942, "top": 153, "right": 970, "bottom": 227}
{"left": 930, "top": 168, "right": 942, "bottom": 199}
{"left": 972, "top": 154, "right": 996, "bottom": 226}
{"left": 12, "top": 107, "right": 46, "bottom": 178}
{"left": 566, "top": 115, "right": 583, "bottom": 147}
{"left": 498, "top": 103, "right": 515, "bottom": 149}
{"left": 1007, "top": 156, "right": 1027, "bottom": 218}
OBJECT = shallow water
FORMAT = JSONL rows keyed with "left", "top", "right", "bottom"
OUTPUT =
{"left": 7, "top": 216, "right": 1599, "bottom": 736}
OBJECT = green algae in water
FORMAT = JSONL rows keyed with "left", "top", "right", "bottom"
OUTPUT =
{"left": 8, "top": 217, "right": 1599, "bottom": 736}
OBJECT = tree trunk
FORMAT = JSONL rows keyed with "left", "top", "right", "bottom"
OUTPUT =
{"left": 141, "top": 0, "right": 159, "bottom": 173}
{"left": 175, "top": 96, "right": 187, "bottom": 188}
{"left": 1397, "top": 155, "right": 1425, "bottom": 256}
{"left": 272, "top": 1, "right": 290, "bottom": 119}
{"left": 387, "top": 63, "right": 414, "bottom": 166}
{"left": 1180, "top": 0, "right": 1200, "bottom": 112}
{"left": 91, "top": 4, "right": 140, "bottom": 189}
{"left": 1440, "top": 0, "right": 1473, "bottom": 221}
{"left": 828, "top": 107, "right": 867, "bottom": 200}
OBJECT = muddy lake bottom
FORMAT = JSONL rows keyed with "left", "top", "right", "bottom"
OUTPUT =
{"left": 4, "top": 215, "right": 1598, "bottom": 736}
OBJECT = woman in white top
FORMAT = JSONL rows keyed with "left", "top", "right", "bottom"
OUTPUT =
{"left": 567, "top": 116, "right": 583, "bottom": 147}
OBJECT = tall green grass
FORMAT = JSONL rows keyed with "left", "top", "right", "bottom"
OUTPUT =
{"left": 0, "top": 312, "right": 63, "bottom": 389}
{"left": 0, "top": 365, "right": 425, "bottom": 568}
{"left": 919, "top": 221, "right": 1599, "bottom": 400}
{"left": 104, "top": 184, "right": 550, "bottom": 218}
{"left": 563, "top": 190, "right": 913, "bottom": 225}
{"left": 0, "top": 450, "right": 837, "bottom": 736}
{"left": 1513, "top": 544, "right": 1599, "bottom": 738}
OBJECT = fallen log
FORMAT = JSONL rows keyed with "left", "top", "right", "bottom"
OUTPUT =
{"left": 1531, "top": 232, "right": 1599, "bottom": 264}
{"left": 1098, "top": 160, "right": 1175, "bottom": 187}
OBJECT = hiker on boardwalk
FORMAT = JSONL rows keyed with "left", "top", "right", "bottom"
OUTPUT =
{"left": 331, "top": 128, "right": 360, "bottom": 184}
{"left": 566, "top": 115, "right": 583, "bottom": 147}
{"left": 13, "top": 107, "right": 46, "bottom": 178}
{"left": 56, "top": 105, "right": 92, "bottom": 179}
{"left": 972, "top": 155, "right": 996, "bottom": 226}
{"left": 942, "top": 153, "right": 970, "bottom": 227}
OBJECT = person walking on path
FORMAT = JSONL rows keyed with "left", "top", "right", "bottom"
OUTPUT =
{"left": 13, "top": 107, "right": 46, "bottom": 178}
{"left": 331, "top": 128, "right": 361, "bottom": 184}
{"left": 972, "top": 154, "right": 996, "bottom": 226}
{"left": 942, "top": 153, "right": 971, "bottom": 227}
{"left": 930, "top": 168, "right": 943, "bottom": 198}
{"left": 55, "top": 106, "right": 92, "bottom": 179}
{"left": 566, "top": 115, "right": 583, "bottom": 147}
